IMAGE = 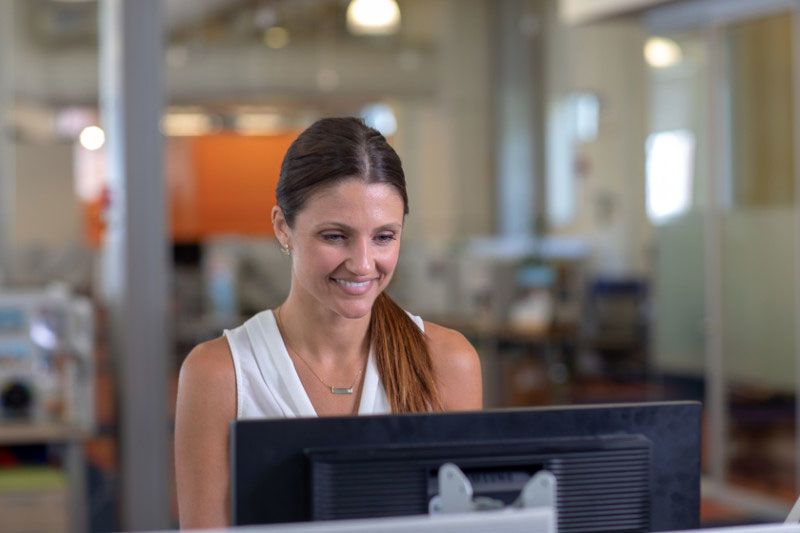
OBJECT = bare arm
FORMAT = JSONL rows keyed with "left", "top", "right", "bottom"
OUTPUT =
{"left": 174, "top": 337, "right": 236, "bottom": 528}
{"left": 424, "top": 321, "right": 483, "bottom": 411}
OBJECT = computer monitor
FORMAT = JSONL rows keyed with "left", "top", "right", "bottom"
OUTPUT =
{"left": 231, "top": 401, "right": 701, "bottom": 532}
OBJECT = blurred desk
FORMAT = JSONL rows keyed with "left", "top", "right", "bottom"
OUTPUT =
{"left": 426, "top": 316, "right": 578, "bottom": 408}
{"left": 0, "top": 422, "right": 90, "bottom": 445}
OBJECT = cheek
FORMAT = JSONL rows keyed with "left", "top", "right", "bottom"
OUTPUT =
{"left": 294, "top": 243, "right": 345, "bottom": 278}
{"left": 376, "top": 246, "right": 401, "bottom": 272}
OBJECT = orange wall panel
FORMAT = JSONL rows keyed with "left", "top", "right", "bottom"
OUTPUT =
{"left": 82, "top": 132, "right": 299, "bottom": 246}
{"left": 168, "top": 138, "right": 201, "bottom": 242}
{"left": 187, "top": 133, "right": 298, "bottom": 240}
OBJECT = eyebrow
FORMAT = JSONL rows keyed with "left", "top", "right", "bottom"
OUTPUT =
{"left": 315, "top": 222, "right": 402, "bottom": 232}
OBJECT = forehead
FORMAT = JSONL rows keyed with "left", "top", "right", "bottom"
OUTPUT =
{"left": 297, "top": 179, "right": 405, "bottom": 226}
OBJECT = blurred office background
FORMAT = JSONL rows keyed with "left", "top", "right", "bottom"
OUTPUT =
{"left": 0, "top": 0, "right": 798, "bottom": 530}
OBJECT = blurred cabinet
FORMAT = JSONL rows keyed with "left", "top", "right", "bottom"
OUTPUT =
{"left": 0, "top": 488, "right": 69, "bottom": 533}
{"left": 0, "top": 288, "right": 94, "bottom": 532}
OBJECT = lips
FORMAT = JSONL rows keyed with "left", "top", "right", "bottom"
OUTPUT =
{"left": 331, "top": 277, "right": 375, "bottom": 295}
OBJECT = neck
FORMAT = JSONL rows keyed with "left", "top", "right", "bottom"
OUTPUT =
{"left": 275, "top": 292, "right": 371, "bottom": 366}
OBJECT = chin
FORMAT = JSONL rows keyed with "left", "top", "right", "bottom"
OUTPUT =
{"left": 334, "top": 300, "right": 377, "bottom": 320}
{"left": 326, "top": 291, "right": 382, "bottom": 320}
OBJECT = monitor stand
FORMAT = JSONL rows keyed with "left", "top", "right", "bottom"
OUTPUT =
{"left": 429, "top": 462, "right": 557, "bottom": 515}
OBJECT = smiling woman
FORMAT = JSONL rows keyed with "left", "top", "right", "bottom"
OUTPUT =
{"left": 173, "top": 117, "right": 483, "bottom": 528}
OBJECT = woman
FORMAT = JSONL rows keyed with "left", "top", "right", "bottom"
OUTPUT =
{"left": 174, "top": 117, "right": 482, "bottom": 528}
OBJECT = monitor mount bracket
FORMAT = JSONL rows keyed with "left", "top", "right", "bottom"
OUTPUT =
{"left": 429, "top": 463, "right": 557, "bottom": 515}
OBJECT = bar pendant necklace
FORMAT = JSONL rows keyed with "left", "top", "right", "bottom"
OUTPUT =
{"left": 275, "top": 307, "right": 364, "bottom": 395}
{"left": 299, "top": 361, "right": 362, "bottom": 395}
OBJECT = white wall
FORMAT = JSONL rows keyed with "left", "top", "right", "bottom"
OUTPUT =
{"left": 392, "top": 0, "right": 494, "bottom": 243}
{"left": 544, "top": 4, "right": 650, "bottom": 277}
{"left": 14, "top": 141, "right": 81, "bottom": 248}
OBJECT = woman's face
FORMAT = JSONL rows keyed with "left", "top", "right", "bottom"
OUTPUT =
{"left": 275, "top": 179, "right": 405, "bottom": 320}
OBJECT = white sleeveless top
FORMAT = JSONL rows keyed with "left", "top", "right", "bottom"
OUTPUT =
{"left": 224, "top": 309, "right": 425, "bottom": 419}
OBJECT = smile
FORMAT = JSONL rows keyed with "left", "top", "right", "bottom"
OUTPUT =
{"left": 331, "top": 278, "right": 375, "bottom": 295}
{"left": 332, "top": 279, "right": 372, "bottom": 288}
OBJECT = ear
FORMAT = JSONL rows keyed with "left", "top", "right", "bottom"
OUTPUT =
{"left": 272, "top": 205, "right": 291, "bottom": 248}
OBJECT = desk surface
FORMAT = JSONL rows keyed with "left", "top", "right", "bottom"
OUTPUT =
{"left": 173, "top": 508, "right": 556, "bottom": 533}
{"left": 667, "top": 525, "right": 800, "bottom": 533}
{"left": 169, "top": 519, "right": 800, "bottom": 533}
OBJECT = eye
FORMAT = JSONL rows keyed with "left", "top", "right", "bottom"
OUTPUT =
{"left": 374, "top": 233, "right": 397, "bottom": 245}
{"left": 321, "top": 233, "right": 347, "bottom": 243}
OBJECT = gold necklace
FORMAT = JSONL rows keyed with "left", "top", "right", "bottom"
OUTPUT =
{"left": 274, "top": 307, "right": 365, "bottom": 395}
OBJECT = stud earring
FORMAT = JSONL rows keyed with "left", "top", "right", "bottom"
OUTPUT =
{"left": 280, "top": 244, "right": 291, "bottom": 256}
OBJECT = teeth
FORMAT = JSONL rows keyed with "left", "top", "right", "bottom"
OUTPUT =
{"left": 334, "top": 279, "right": 370, "bottom": 288}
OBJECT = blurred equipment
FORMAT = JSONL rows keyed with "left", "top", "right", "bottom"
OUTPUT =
{"left": 0, "top": 286, "right": 94, "bottom": 428}
{"left": 581, "top": 277, "right": 649, "bottom": 378}
{"left": 391, "top": 241, "right": 460, "bottom": 319}
{"left": 392, "top": 236, "right": 588, "bottom": 408}
{"left": 455, "top": 235, "right": 588, "bottom": 328}
{"left": 203, "top": 237, "right": 291, "bottom": 328}
{"left": 508, "top": 264, "right": 556, "bottom": 335}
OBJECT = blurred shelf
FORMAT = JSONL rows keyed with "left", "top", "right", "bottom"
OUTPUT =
{"left": 427, "top": 315, "right": 578, "bottom": 344}
{"left": 0, "top": 423, "right": 91, "bottom": 445}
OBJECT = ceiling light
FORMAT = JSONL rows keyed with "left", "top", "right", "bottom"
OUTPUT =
{"left": 346, "top": 0, "right": 401, "bottom": 36}
{"left": 644, "top": 37, "right": 682, "bottom": 69}
{"left": 79, "top": 126, "right": 105, "bottom": 151}
{"left": 235, "top": 113, "right": 283, "bottom": 134}
{"left": 161, "top": 113, "right": 216, "bottom": 137}
{"left": 361, "top": 103, "right": 397, "bottom": 137}
{"left": 263, "top": 26, "right": 290, "bottom": 49}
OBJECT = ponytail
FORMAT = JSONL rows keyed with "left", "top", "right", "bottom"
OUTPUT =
{"left": 370, "top": 293, "right": 441, "bottom": 412}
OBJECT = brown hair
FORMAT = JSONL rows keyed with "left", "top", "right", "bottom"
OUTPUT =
{"left": 276, "top": 117, "right": 441, "bottom": 412}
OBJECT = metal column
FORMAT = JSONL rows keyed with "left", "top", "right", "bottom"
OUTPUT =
{"left": 99, "top": 1, "right": 170, "bottom": 529}
{"left": 0, "top": 0, "right": 15, "bottom": 284}
{"left": 703, "top": 24, "right": 729, "bottom": 485}
{"left": 494, "top": 0, "right": 540, "bottom": 237}
{"left": 792, "top": 0, "right": 800, "bottom": 495}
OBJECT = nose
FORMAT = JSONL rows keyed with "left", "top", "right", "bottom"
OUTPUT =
{"left": 345, "top": 237, "right": 374, "bottom": 276}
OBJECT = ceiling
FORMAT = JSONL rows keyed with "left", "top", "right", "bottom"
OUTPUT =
{"left": 9, "top": 0, "right": 440, "bottom": 140}
{"left": 24, "top": 0, "right": 425, "bottom": 49}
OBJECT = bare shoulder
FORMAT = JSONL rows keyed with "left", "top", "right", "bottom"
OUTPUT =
{"left": 177, "top": 336, "right": 236, "bottom": 420}
{"left": 423, "top": 321, "right": 483, "bottom": 411}
{"left": 179, "top": 336, "right": 235, "bottom": 391}
{"left": 423, "top": 321, "right": 479, "bottom": 372}
{"left": 175, "top": 336, "right": 236, "bottom": 527}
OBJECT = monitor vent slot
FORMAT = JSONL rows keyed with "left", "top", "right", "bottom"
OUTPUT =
{"left": 311, "top": 462, "right": 427, "bottom": 518}
{"left": 550, "top": 448, "right": 650, "bottom": 532}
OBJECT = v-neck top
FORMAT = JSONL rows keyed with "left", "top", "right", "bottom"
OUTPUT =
{"left": 224, "top": 308, "right": 425, "bottom": 419}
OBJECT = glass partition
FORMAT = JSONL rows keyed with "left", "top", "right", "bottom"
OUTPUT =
{"left": 649, "top": 7, "right": 800, "bottom": 522}
{"left": 721, "top": 11, "right": 797, "bottom": 503}
{"left": 648, "top": 31, "right": 710, "bottom": 409}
